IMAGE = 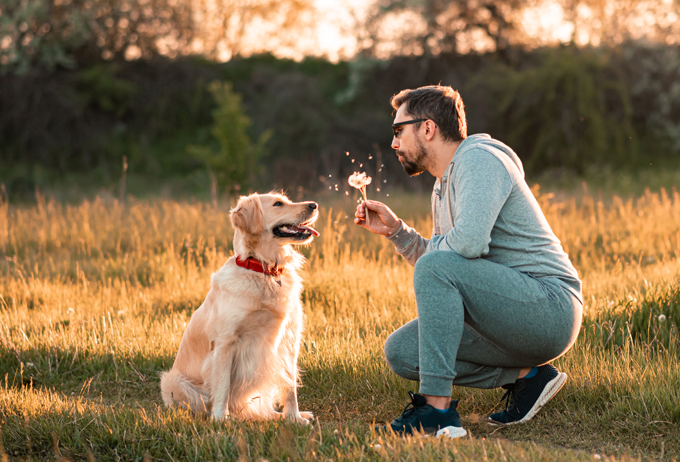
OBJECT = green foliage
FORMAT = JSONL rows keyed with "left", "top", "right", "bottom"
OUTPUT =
{"left": 623, "top": 43, "right": 680, "bottom": 153}
{"left": 76, "top": 64, "right": 137, "bottom": 116}
{"left": 483, "top": 47, "right": 636, "bottom": 174}
{"left": 188, "top": 81, "right": 271, "bottom": 194}
{"left": 3, "top": 46, "right": 680, "bottom": 194}
{"left": 0, "top": 0, "right": 90, "bottom": 74}
{"left": 0, "top": 0, "right": 193, "bottom": 75}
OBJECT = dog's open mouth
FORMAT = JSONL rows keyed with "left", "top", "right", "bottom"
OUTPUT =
{"left": 273, "top": 221, "right": 319, "bottom": 239}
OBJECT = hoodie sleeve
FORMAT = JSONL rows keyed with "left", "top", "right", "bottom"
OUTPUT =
{"left": 385, "top": 220, "right": 429, "bottom": 266}
{"left": 430, "top": 149, "right": 512, "bottom": 258}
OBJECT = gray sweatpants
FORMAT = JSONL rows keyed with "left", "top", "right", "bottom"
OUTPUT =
{"left": 384, "top": 251, "right": 583, "bottom": 396}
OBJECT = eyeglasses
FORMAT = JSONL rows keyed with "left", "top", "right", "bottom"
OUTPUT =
{"left": 392, "top": 118, "right": 428, "bottom": 137}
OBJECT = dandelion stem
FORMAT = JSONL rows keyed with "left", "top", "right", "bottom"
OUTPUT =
{"left": 361, "top": 186, "right": 370, "bottom": 227}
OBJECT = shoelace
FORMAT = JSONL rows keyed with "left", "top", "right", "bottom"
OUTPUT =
{"left": 499, "top": 384, "right": 516, "bottom": 412}
{"left": 395, "top": 391, "right": 423, "bottom": 423}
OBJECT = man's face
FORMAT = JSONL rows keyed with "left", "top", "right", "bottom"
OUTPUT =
{"left": 392, "top": 105, "right": 429, "bottom": 177}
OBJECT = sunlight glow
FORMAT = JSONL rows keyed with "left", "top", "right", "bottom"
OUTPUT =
{"left": 177, "top": 0, "right": 680, "bottom": 62}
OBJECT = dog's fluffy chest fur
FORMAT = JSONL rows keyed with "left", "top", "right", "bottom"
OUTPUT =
{"left": 206, "top": 258, "right": 304, "bottom": 338}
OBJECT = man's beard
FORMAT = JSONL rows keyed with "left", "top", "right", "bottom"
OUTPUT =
{"left": 397, "top": 137, "right": 428, "bottom": 176}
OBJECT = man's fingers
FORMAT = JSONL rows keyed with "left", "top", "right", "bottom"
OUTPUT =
{"left": 363, "top": 200, "right": 377, "bottom": 209}
{"left": 363, "top": 200, "right": 384, "bottom": 214}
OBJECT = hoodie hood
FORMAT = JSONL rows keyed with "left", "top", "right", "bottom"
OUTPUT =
{"left": 455, "top": 134, "right": 525, "bottom": 178}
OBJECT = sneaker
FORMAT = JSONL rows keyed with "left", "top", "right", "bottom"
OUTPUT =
{"left": 377, "top": 391, "right": 467, "bottom": 438}
{"left": 488, "top": 364, "right": 567, "bottom": 426}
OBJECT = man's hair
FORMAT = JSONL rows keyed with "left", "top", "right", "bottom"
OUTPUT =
{"left": 390, "top": 85, "right": 467, "bottom": 142}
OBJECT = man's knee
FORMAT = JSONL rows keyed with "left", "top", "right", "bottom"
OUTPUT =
{"left": 413, "top": 250, "right": 466, "bottom": 289}
{"left": 383, "top": 333, "right": 402, "bottom": 373}
{"left": 384, "top": 331, "right": 419, "bottom": 381}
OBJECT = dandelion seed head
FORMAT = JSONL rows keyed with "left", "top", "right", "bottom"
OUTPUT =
{"left": 348, "top": 172, "right": 372, "bottom": 189}
{"left": 659, "top": 314, "right": 667, "bottom": 322}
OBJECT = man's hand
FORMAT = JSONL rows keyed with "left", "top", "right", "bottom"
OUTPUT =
{"left": 354, "top": 200, "right": 401, "bottom": 236}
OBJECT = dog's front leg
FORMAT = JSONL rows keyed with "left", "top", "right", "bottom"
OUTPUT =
{"left": 210, "top": 341, "right": 234, "bottom": 420}
{"left": 281, "top": 382, "right": 312, "bottom": 425}
{"left": 281, "top": 328, "right": 313, "bottom": 425}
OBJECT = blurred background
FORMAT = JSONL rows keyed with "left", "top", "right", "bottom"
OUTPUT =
{"left": 1, "top": 0, "right": 679, "bottom": 200}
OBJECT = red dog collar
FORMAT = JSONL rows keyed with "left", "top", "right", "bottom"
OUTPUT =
{"left": 235, "top": 255, "right": 284, "bottom": 277}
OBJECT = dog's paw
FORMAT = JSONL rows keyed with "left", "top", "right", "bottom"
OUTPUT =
{"left": 211, "top": 411, "right": 230, "bottom": 421}
{"left": 295, "top": 416, "right": 311, "bottom": 426}
{"left": 286, "top": 412, "right": 312, "bottom": 425}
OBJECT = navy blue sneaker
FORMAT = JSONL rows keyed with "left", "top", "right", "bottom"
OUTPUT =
{"left": 488, "top": 364, "right": 567, "bottom": 426}
{"left": 377, "top": 391, "right": 467, "bottom": 438}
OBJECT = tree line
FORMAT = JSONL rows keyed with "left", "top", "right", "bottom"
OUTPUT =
{"left": 1, "top": 0, "right": 679, "bottom": 195}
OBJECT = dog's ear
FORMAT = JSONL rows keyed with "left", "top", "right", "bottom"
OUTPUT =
{"left": 230, "top": 195, "right": 265, "bottom": 235}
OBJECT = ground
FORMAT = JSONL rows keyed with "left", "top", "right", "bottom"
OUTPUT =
{"left": 0, "top": 185, "right": 679, "bottom": 461}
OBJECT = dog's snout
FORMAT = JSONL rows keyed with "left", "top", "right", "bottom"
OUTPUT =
{"left": 308, "top": 202, "right": 318, "bottom": 210}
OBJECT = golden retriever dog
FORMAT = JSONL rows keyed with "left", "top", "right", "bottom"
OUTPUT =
{"left": 160, "top": 193, "right": 319, "bottom": 423}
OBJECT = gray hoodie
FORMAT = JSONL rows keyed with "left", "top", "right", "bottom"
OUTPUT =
{"left": 387, "top": 134, "right": 583, "bottom": 302}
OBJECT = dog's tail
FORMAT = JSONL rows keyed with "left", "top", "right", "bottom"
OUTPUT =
{"left": 160, "top": 369, "right": 210, "bottom": 415}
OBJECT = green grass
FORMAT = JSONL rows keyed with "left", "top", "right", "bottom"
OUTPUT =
{"left": 0, "top": 187, "right": 679, "bottom": 461}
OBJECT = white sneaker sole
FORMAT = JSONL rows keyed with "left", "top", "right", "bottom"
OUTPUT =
{"left": 435, "top": 426, "right": 468, "bottom": 439}
{"left": 488, "top": 372, "right": 568, "bottom": 426}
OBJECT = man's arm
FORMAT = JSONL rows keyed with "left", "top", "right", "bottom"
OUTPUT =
{"left": 355, "top": 201, "right": 429, "bottom": 266}
{"left": 429, "top": 150, "right": 512, "bottom": 258}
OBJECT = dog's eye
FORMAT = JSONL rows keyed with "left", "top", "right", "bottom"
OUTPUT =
{"left": 273, "top": 201, "right": 284, "bottom": 207}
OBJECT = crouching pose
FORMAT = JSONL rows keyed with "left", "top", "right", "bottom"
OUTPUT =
{"left": 355, "top": 86, "right": 583, "bottom": 438}
{"left": 161, "top": 193, "right": 319, "bottom": 423}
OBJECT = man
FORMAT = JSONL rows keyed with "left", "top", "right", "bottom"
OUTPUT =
{"left": 354, "top": 85, "right": 583, "bottom": 437}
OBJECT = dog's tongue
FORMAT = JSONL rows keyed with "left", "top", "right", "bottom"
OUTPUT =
{"left": 293, "top": 224, "right": 319, "bottom": 236}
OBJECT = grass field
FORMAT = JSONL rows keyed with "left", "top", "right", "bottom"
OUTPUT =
{"left": 1, "top": 185, "right": 679, "bottom": 461}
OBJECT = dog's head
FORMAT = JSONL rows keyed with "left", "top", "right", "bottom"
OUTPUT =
{"left": 230, "top": 193, "right": 319, "bottom": 254}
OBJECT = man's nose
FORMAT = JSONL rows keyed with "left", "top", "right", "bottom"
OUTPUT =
{"left": 391, "top": 137, "right": 399, "bottom": 150}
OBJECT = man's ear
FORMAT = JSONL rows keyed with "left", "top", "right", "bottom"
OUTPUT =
{"left": 424, "top": 119, "right": 437, "bottom": 141}
{"left": 230, "top": 195, "right": 265, "bottom": 235}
